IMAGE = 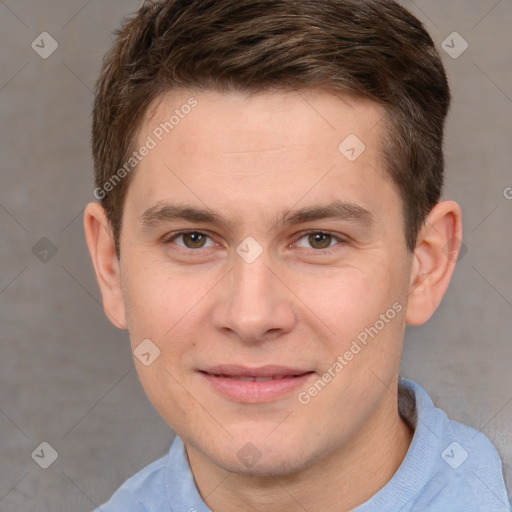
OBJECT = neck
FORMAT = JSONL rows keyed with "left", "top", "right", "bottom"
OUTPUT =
{"left": 187, "top": 386, "right": 414, "bottom": 512}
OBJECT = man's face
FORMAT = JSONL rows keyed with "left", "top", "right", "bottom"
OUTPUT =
{"left": 118, "top": 89, "right": 413, "bottom": 475}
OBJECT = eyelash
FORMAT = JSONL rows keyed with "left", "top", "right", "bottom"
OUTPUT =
{"left": 164, "top": 229, "right": 347, "bottom": 255}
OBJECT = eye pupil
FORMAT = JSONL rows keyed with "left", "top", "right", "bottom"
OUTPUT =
{"left": 184, "top": 232, "right": 207, "bottom": 248}
{"left": 309, "top": 233, "right": 332, "bottom": 249}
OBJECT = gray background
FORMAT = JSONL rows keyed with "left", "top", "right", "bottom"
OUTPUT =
{"left": 0, "top": 1, "right": 511, "bottom": 510}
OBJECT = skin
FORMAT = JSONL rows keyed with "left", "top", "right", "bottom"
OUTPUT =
{"left": 84, "top": 89, "right": 462, "bottom": 511}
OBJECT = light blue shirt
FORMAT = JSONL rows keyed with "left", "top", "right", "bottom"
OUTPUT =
{"left": 93, "top": 378, "right": 512, "bottom": 511}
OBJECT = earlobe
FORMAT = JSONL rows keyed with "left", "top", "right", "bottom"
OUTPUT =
{"left": 405, "top": 201, "right": 463, "bottom": 326}
{"left": 83, "top": 202, "right": 127, "bottom": 330}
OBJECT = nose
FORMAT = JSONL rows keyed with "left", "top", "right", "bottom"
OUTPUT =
{"left": 211, "top": 248, "right": 296, "bottom": 344}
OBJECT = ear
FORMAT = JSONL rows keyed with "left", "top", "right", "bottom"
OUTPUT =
{"left": 83, "top": 202, "right": 127, "bottom": 329}
{"left": 405, "top": 200, "right": 463, "bottom": 326}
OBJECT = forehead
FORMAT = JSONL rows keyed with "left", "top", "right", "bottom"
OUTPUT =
{"left": 126, "top": 88, "right": 400, "bottom": 232}
{"left": 140, "top": 88, "right": 385, "bottom": 159}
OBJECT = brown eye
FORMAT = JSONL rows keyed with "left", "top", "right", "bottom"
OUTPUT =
{"left": 294, "top": 231, "right": 345, "bottom": 253}
{"left": 168, "top": 231, "right": 215, "bottom": 250}
{"left": 308, "top": 232, "right": 333, "bottom": 249}
{"left": 181, "top": 232, "right": 208, "bottom": 249}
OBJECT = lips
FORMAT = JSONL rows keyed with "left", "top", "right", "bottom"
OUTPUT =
{"left": 220, "top": 375, "right": 291, "bottom": 382}
{"left": 201, "top": 364, "right": 311, "bottom": 378}
{"left": 199, "top": 365, "right": 315, "bottom": 403}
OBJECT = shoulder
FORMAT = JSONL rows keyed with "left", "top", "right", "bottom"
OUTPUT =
{"left": 90, "top": 435, "right": 210, "bottom": 512}
{"left": 440, "top": 414, "right": 511, "bottom": 510}
{"left": 91, "top": 453, "right": 168, "bottom": 512}
{"left": 400, "top": 377, "right": 511, "bottom": 511}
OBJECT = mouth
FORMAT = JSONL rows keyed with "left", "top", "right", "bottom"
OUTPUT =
{"left": 198, "top": 365, "right": 315, "bottom": 403}
{"left": 209, "top": 375, "right": 300, "bottom": 381}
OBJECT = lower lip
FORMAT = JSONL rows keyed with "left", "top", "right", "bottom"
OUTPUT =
{"left": 201, "top": 372, "right": 315, "bottom": 403}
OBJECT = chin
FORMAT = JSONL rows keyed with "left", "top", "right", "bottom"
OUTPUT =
{"left": 219, "top": 453, "right": 310, "bottom": 478}
{"left": 202, "top": 435, "right": 325, "bottom": 478}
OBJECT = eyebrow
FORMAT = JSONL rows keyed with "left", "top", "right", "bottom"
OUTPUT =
{"left": 139, "top": 200, "right": 374, "bottom": 230}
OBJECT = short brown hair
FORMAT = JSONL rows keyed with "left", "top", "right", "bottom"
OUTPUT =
{"left": 92, "top": 0, "right": 450, "bottom": 256}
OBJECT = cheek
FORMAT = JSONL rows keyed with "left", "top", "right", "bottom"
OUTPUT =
{"left": 313, "top": 266, "right": 407, "bottom": 376}
{"left": 121, "top": 259, "right": 220, "bottom": 371}
{"left": 121, "top": 259, "right": 187, "bottom": 345}
{"left": 302, "top": 266, "right": 397, "bottom": 334}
